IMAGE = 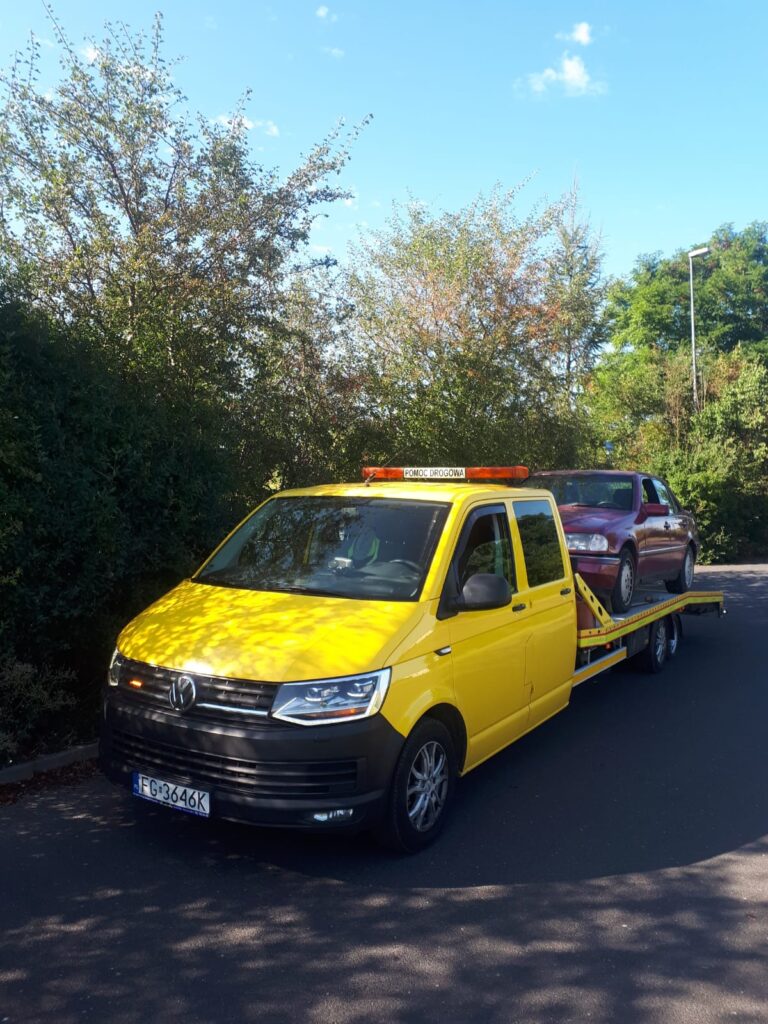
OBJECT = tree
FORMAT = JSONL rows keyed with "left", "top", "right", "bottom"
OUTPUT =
{"left": 544, "top": 196, "right": 607, "bottom": 398}
{"left": 0, "top": 15, "right": 363, "bottom": 493}
{"left": 345, "top": 189, "right": 595, "bottom": 469}
{"left": 604, "top": 222, "right": 768, "bottom": 363}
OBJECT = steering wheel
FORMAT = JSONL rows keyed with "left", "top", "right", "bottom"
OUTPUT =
{"left": 389, "top": 559, "right": 421, "bottom": 573}
{"left": 597, "top": 501, "right": 620, "bottom": 509}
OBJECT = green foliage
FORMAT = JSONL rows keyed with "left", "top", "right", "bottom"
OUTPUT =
{"left": 345, "top": 190, "right": 596, "bottom": 470}
{"left": 605, "top": 222, "right": 768, "bottom": 359}
{"left": 0, "top": 657, "right": 75, "bottom": 764}
{"left": 587, "top": 344, "right": 768, "bottom": 562}
{"left": 0, "top": 291, "right": 245, "bottom": 762}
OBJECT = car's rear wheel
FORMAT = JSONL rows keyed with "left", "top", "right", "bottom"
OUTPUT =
{"left": 667, "top": 613, "right": 683, "bottom": 658}
{"left": 609, "top": 549, "right": 636, "bottom": 614}
{"left": 639, "top": 616, "right": 668, "bottom": 673}
{"left": 666, "top": 544, "right": 695, "bottom": 594}
{"left": 374, "top": 718, "right": 457, "bottom": 853}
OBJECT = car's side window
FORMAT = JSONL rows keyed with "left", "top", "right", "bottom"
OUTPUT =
{"left": 642, "top": 478, "right": 659, "bottom": 504}
{"left": 512, "top": 500, "right": 566, "bottom": 588}
{"left": 653, "top": 479, "right": 675, "bottom": 511}
{"left": 454, "top": 507, "right": 516, "bottom": 592}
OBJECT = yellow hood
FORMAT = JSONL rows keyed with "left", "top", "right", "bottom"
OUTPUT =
{"left": 118, "top": 579, "right": 424, "bottom": 682}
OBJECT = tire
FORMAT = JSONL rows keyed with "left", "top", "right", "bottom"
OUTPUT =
{"left": 667, "top": 614, "right": 683, "bottom": 658}
{"left": 374, "top": 718, "right": 457, "bottom": 853}
{"left": 609, "top": 549, "right": 636, "bottom": 614}
{"left": 639, "top": 616, "right": 669, "bottom": 673}
{"left": 666, "top": 544, "right": 695, "bottom": 594}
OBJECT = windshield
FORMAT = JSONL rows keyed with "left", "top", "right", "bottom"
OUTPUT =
{"left": 195, "top": 496, "right": 450, "bottom": 601}
{"left": 524, "top": 474, "right": 635, "bottom": 511}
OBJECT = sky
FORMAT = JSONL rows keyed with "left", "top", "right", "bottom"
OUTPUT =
{"left": 1, "top": 0, "right": 766, "bottom": 278}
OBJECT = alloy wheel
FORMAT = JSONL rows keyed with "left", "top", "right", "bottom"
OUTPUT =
{"left": 406, "top": 740, "right": 449, "bottom": 832}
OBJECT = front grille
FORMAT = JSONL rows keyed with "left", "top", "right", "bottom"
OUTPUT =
{"left": 111, "top": 729, "right": 359, "bottom": 799}
{"left": 117, "top": 658, "right": 277, "bottom": 724}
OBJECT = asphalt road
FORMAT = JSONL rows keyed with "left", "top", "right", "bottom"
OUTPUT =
{"left": 2, "top": 566, "right": 767, "bottom": 1024}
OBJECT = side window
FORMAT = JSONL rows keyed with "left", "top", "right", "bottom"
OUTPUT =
{"left": 653, "top": 479, "right": 675, "bottom": 511}
{"left": 642, "top": 478, "right": 659, "bottom": 504}
{"left": 455, "top": 508, "right": 516, "bottom": 592}
{"left": 512, "top": 500, "right": 566, "bottom": 588}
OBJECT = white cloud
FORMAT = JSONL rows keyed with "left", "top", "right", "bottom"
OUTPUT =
{"left": 528, "top": 53, "right": 604, "bottom": 96}
{"left": 81, "top": 44, "right": 99, "bottom": 64}
{"left": 214, "top": 115, "right": 280, "bottom": 136}
{"left": 557, "top": 21, "right": 592, "bottom": 45}
{"left": 324, "top": 46, "right": 344, "bottom": 58}
{"left": 316, "top": 5, "right": 329, "bottom": 16}
{"left": 215, "top": 113, "right": 255, "bottom": 130}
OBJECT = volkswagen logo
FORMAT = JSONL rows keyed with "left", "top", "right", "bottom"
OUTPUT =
{"left": 168, "top": 674, "right": 197, "bottom": 712}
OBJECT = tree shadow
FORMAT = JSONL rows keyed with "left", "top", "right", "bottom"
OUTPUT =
{"left": 2, "top": 568, "right": 766, "bottom": 1023}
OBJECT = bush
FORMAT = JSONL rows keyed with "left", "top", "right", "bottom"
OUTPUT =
{"left": 0, "top": 657, "right": 75, "bottom": 765}
{"left": 0, "top": 293, "right": 247, "bottom": 762}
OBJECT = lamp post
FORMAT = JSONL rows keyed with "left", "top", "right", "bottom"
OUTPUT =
{"left": 688, "top": 246, "right": 710, "bottom": 410}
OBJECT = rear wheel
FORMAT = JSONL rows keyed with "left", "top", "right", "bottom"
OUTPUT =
{"left": 667, "top": 614, "right": 683, "bottom": 658}
{"left": 375, "top": 718, "right": 457, "bottom": 853}
{"left": 639, "top": 616, "right": 668, "bottom": 673}
{"left": 666, "top": 545, "right": 695, "bottom": 594}
{"left": 609, "top": 549, "right": 636, "bottom": 613}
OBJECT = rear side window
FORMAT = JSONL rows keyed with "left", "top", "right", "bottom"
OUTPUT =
{"left": 512, "top": 500, "right": 566, "bottom": 587}
{"left": 653, "top": 478, "right": 677, "bottom": 511}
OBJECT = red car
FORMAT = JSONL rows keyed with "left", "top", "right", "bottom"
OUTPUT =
{"left": 523, "top": 470, "right": 699, "bottom": 612}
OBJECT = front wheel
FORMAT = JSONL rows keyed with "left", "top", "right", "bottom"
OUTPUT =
{"left": 375, "top": 718, "right": 457, "bottom": 853}
{"left": 609, "top": 549, "right": 636, "bottom": 613}
{"left": 666, "top": 545, "right": 695, "bottom": 594}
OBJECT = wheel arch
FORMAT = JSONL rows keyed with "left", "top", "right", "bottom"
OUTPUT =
{"left": 419, "top": 703, "right": 468, "bottom": 772}
{"left": 619, "top": 537, "right": 639, "bottom": 565}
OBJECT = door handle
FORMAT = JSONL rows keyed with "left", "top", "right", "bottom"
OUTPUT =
{"left": 560, "top": 587, "right": 572, "bottom": 596}
{"left": 512, "top": 603, "right": 527, "bottom": 612}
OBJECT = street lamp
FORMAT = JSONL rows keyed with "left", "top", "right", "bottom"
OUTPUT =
{"left": 688, "top": 246, "right": 710, "bottom": 410}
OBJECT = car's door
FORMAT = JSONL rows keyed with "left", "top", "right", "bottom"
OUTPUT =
{"left": 445, "top": 504, "right": 532, "bottom": 769}
{"left": 638, "top": 477, "right": 671, "bottom": 577}
{"left": 509, "top": 498, "right": 577, "bottom": 729}
{"left": 653, "top": 477, "right": 688, "bottom": 577}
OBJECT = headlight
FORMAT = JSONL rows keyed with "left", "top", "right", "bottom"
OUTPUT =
{"left": 271, "top": 668, "right": 391, "bottom": 726}
{"left": 108, "top": 648, "right": 124, "bottom": 687}
{"left": 567, "top": 533, "right": 610, "bottom": 553}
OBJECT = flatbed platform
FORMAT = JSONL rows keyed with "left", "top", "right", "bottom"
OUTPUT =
{"left": 577, "top": 581, "right": 725, "bottom": 648}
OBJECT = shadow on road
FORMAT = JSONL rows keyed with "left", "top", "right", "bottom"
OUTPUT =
{"left": 3, "top": 568, "right": 767, "bottom": 1023}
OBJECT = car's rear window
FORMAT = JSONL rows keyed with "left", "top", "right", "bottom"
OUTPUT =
{"left": 525, "top": 474, "right": 635, "bottom": 511}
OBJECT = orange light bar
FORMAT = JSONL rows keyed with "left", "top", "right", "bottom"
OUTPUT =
{"left": 128, "top": 678, "right": 143, "bottom": 689}
{"left": 466, "top": 466, "right": 529, "bottom": 481}
{"left": 362, "top": 466, "right": 405, "bottom": 480}
{"left": 362, "top": 465, "right": 529, "bottom": 482}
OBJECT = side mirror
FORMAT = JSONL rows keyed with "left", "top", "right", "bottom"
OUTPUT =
{"left": 641, "top": 502, "right": 669, "bottom": 517}
{"left": 459, "top": 573, "right": 511, "bottom": 612}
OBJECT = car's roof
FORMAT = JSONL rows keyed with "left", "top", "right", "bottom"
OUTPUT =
{"left": 272, "top": 482, "right": 554, "bottom": 504}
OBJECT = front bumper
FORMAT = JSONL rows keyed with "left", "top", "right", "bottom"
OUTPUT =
{"left": 570, "top": 554, "right": 620, "bottom": 594}
{"left": 99, "top": 693, "right": 404, "bottom": 830}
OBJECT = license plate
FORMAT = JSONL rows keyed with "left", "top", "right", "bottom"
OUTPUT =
{"left": 132, "top": 772, "right": 210, "bottom": 817}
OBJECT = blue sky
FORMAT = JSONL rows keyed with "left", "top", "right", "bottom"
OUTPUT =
{"left": 2, "top": 0, "right": 766, "bottom": 278}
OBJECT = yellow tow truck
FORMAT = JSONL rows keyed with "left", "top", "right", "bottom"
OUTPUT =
{"left": 100, "top": 466, "right": 724, "bottom": 851}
